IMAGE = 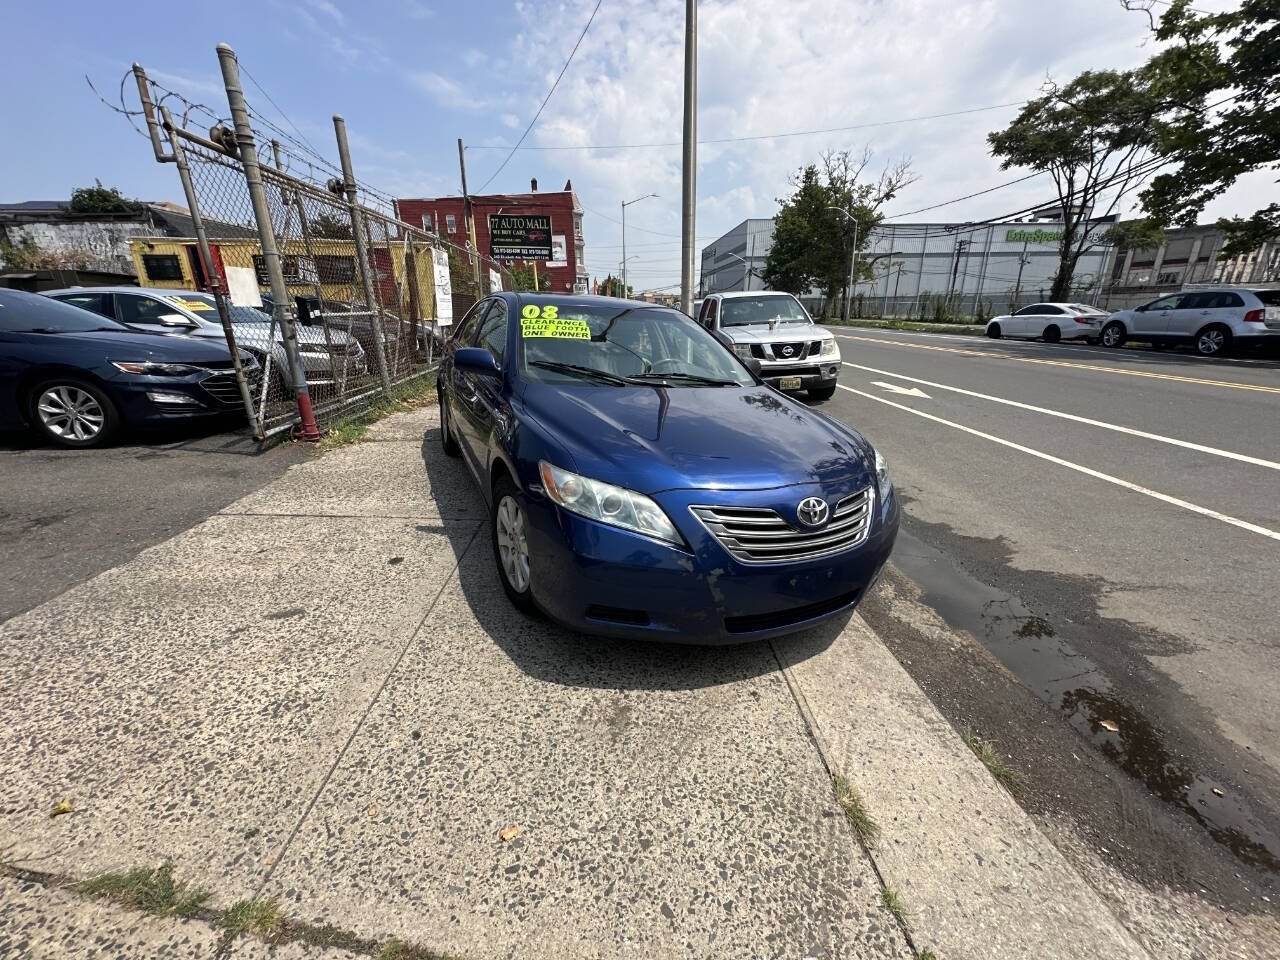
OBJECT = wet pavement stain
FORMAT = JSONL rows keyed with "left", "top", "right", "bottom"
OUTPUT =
{"left": 891, "top": 527, "right": 1280, "bottom": 872}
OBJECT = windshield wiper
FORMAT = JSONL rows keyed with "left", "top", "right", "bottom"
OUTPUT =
{"left": 529, "top": 360, "right": 629, "bottom": 386}
{"left": 628, "top": 371, "right": 737, "bottom": 386}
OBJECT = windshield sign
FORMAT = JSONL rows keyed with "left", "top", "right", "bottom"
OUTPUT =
{"left": 720, "top": 295, "right": 809, "bottom": 327}
{"left": 520, "top": 302, "right": 754, "bottom": 387}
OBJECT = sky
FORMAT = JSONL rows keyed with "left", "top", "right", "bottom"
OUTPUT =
{"left": 2, "top": 0, "right": 1266, "bottom": 292}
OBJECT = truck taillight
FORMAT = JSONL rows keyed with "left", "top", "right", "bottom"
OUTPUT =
{"left": 1243, "top": 309, "right": 1265, "bottom": 324}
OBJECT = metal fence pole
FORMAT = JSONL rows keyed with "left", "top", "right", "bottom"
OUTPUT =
{"left": 333, "top": 114, "right": 393, "bottom": 398}
{"left": 216, "top": 42, "right": 321, "bottom": 441}
{"left": 159, "top": 107, "right": 263, "bottom": 438}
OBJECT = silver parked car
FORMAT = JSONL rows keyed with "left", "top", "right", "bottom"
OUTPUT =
{"left": 1099, "top": 287, "right": 1280, "bottom": 356}
{"left": 696, "top": 291, "right": 841, "bottom": 400}
{"left": 985, "top": 302, "right": 1109, "bottom": 343}
{"left": 45, "top": 287, "right": 368, "bottom": 388}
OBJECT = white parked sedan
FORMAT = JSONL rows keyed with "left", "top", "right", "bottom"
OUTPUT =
{"left": 985, "top": 302, "right": 1109, "bottom": 343}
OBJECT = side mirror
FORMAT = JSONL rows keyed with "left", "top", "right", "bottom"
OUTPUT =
{"left": 745, "top": 357, "right": 763, "bottom": 377}
{"left": 1136, "top": 304, "right": 1147, "bottom": 312}
{"left": 454, "top": 346, "right": 501, "bottom": 378}
{"left": 159, "top": 313, "right": 198, "bottom": 328}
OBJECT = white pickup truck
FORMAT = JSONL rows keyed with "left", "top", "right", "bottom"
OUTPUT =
{"left": 695, "top": 291, "right": 841, "bottom": 401}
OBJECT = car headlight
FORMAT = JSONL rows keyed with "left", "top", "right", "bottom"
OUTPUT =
{"left": 112, "top": 361, "right": 200, "bottom": 376}
{"left": 539, "top": 461, "right": 682, "bottom": 545}
{"left": 732, "top": 344, "right": 753, "bottom": 360}
{"left": 874, "top": 449, "right": 891, "bottom": 497}
{"left": 820, "top": 338, "right": 839, "bottom": 357}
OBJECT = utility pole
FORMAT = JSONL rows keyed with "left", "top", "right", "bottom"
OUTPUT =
{"left": 679, "top": 0, "right": 697, "bottom": 315}
{"left": 948, "top": 238, "right": 970, "bottom": 304}
{"left": 829, "top": 204, "right": 860, "bottom": 325}
{"left": 457, "top": 139, "right": 481, "bottom": 288}
{"left": 1013, "top": 238, "right": 1030, "bottom": 304}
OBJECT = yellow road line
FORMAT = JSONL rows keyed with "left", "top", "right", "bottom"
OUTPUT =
{"left": 838, "top": 335, "right": 1280, "bottom": 395}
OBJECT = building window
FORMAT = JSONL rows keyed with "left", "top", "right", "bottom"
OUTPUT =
{"left": 574, "top": 214, "right": 583, "bottom": 240}
{"left": 422, "top": 214, "right": 433, "bottom": 232}
{"left": 446, "top": 214, "right": 457, "bottom": 234}
{"left": 142, "top": 254, "right": 183, "bottom": 281}
{"left": 575, "top": 246, "right": 584, "bottom": 267}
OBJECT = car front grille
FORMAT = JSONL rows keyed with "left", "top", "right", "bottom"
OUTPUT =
{"left": 691, "top": 487, "right": 875, "bottom": 564}
{"left": 200, "top": 370, "right": 260, "bottom": 407}
{"left": 769, "top": 341, "right": 808, "bottom": 360}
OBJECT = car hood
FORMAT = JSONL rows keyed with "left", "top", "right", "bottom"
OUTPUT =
{"left": 719, "top": 321, "right": 819, "bottom": 344}
{"left": 39, "top": 329, "right": 236, "bottom": 363}
{"left": 521, "top": 382, "right": 873, "bottom": 494}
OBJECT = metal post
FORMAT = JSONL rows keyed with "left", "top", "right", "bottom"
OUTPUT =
{"left": 458, "top": 139, "right": 482, "bottom": 289}
{"left": 842, "top": 217, "right": 859, "bottom": 325}
{"left": 160, "top": 106, "right": 262, "bottom": 438}
{"left": 334, "top": 114, "right": 393, "bottom": 397}
{"left": 621, "top": 200, "right": 627, "bottom": 301}
{"left": 1013, "top": 239, "right": 1030, "bottom": 304}
{"left": 132, "top": 65, "right": 171, "bottom": 163}
{"left": 679, "top": 0, "right": 697, "bottom": 315}
{"left": 215, "top": 43, "right": 321, "bottom": 441}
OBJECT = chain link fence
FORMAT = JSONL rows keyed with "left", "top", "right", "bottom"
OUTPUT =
{"left": 130, "top": 54, "right": 515, "bottom": 439}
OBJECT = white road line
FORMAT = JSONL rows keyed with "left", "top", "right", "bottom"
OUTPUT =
{"left": 837, "top": 384, "right": 1280, "bottom": 543}
{"left": 842, "top": 361, "right": 1280, "bottom": 472}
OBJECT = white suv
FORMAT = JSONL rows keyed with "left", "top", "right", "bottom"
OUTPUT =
{"left": 1099, "top": 287, "right": 1280, "bottom": 356}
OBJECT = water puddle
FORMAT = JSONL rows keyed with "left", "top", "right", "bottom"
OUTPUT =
{"left": 891, "top": 528, "right": 1280, "bottom": 871}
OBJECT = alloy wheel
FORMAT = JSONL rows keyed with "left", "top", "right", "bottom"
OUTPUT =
{"left": 495, "top": 495, "right": 530, "bottom": 593}
{"left": 1198, "top": 329, "right": 1225, "bottom": 355}
{"left": 1102, "top": 325, "right": 1122, "bottom": 347}
{"left": 37, "top": 385, "right": 105, "bottom": 442}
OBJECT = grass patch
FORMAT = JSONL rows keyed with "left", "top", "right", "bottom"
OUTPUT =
{"left": 831, "top": 772, "right": 881, "bottom": 846}
{"left": 881, "top": 886, "right": 911, "bottom": 929}
{"left": 318, "top": 372, "right": 437, "bottom": 449}
{"left": 219, "top": 897, "right": 288, "bottom": 945}
{"left": 962, "top": 728, "right": 1026, "bottom": 792}
{"left": 825, "top": 317, "right": 986, "bottom": 336}
{"left": 377, "top": 939, "right": 458, "bottom": 960}
{"left": 916, "top": 950, "right": 938, "bottom": 960}
{"left": 73, "top": 862, "right": 209, "bottom": 918}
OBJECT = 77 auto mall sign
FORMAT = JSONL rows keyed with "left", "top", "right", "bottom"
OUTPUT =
{"left": 489, "top": 215, "right": 553, "bottom": 261}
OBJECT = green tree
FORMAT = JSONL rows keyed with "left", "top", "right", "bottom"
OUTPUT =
{"left": 988, "top": 70, "right": 1160, "bottom": 302}
{"left": 762, "top": 149, "right": 914, "bottom": 319}
{"left": 1127, "top": 0, "right": 1279, "bottom": 255}
{"left": 596, "top": 274, "right": 632, "bottom": 298}
{"left": 68, "top": 181, "right": 142, "bottom": 214}
{"left": 508, "top": 262, "right": 550, "bottom": 292}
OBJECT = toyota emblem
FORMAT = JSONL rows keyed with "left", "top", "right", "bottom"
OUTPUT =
{"left": 780, "top": 344, "right": 795, "bottom": 357}
{"left": 796, "top": 497, "right": 829, "bottom": 527}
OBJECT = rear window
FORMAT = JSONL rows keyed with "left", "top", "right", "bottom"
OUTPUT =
{"left": 1251, "top": 290, "right": 1280, "bottom": 306}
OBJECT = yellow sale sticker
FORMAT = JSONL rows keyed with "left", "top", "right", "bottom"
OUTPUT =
{"left": 167, "top": 297, "right": 215, "bottom": 312}
{"left": 520, "top": 304, "right": 589, "bottom": 339}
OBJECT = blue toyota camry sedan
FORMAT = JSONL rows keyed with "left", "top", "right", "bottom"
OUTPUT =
{"left": 439, "top": 293, "right": 898, "bottom": 645}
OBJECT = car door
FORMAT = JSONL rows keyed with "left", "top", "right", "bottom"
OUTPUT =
{"left": 463, "top": 298, "right": 511, "bottom": 480}
{"left": 1010, "top": 304, "right": 1048, "bottom": 336}
{"left": 1131, "top": 294, "right": 1184, "bottom": 336}
{"left": 446, "top": 298, "right": 493, "bottom": 473}
{"left": 114, "top": 292, "right": 199, "bottom": 335}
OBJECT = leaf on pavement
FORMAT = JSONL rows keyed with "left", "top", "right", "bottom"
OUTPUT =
{"left": 50, "top": 799, "right": 74, "bottom": 818}
{"left": 1099, "top": 720, "right": 1119, "bottom": 733}
{"left": 499, "top": 826, "right": 520, "bottom": 842}
{"left": 366, "top": 806, "right": 379, "bottom": 818}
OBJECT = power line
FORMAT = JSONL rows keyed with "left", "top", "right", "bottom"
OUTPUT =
{"left": 476, "top": 0, "right": 603, "bottom": 192}
{"left": 466, "top": 100, "right": 1026, "bottom": 151}
{"left": 884, "top": 170, "right": 1047, "bottom": 219}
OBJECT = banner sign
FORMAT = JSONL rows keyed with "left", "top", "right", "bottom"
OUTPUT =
{"left": 489, "top": 214, "right": 553, "bottom": 260}
{"left": 548, "top": 234, "right": 568, "bottom": 267}
{"left": 432, "top": 246, "right": 453, "bottom": 326}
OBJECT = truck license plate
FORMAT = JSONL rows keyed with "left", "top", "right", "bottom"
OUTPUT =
{"left": 778, "top": 377, "right": 803, "bottom": 391}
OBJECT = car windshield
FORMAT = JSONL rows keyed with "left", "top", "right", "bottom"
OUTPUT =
{"left": 719, "top": 295, "right": 809, "bottom": 327}
{"left": 164, "top": 292, "right": 269, "bottom": 324}
{"left": 0, "top": 291, "right": 130, "bottom": 333}
{"left": 520, "top": 302, "right": 754, "bottom": 387}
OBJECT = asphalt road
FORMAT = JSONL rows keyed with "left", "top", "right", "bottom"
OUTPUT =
{"left": 0, "top": 422, "right": 307, "bottom": 623}
{"left": 823, "top": 327, "right": 1280, "bottom": 884}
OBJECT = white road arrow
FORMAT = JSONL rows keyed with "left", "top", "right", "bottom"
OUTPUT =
{"left": 871, "top": 381, "right": 931, "bottom": 399}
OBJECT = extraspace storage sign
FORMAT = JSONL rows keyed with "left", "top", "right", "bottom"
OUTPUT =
{"left": 489, "top": 215, "right": 553, "bottom": 261}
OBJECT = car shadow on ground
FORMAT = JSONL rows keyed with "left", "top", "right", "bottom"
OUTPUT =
{"left": 418, "top": 426, "right": 849, "bottom": 693}
{"left": 0, "top": 414, "right": 259, "bottom": 454}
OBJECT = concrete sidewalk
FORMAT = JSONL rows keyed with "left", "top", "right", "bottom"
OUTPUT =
{"left": 0, "top": 404, "right": 1150, "bottom": 959}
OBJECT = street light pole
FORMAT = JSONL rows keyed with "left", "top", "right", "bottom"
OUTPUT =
{"left": 724, "top": 251, "right": 758, "bottom": 290}
{"left": 828, "top": 204, "right": 859, "bottom": 324}
{"left": 621, "top": 193, "right": 657, "bottom": 303}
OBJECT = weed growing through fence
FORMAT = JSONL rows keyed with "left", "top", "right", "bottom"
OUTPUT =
{"left": 318, "top": 372, "right": 438, "bottom": 449}
{"left": 72, "top": 862, "right": 209, "bottom": 918}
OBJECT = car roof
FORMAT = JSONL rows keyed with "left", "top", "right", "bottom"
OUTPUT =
{"left": 510, "top": 292, "right": 672, "bottom": 310}
{"left": 712, "top": 290, "right": 796, "bottom": 300}
{"left": 43, "top": 286, "right": 206, "bottom": 297}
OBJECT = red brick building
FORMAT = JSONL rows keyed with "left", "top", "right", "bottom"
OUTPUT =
{"left": 395, "top": 180, "right": 587, "bottom": 294}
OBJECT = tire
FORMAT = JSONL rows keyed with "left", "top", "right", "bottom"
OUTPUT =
{"left": 1195, "top": 324, "right": 1231, "bottom": 357}
{"left": 1043, "top": 325, "right": 1061, "bottom": 344}
{"left": 492, "top": 474, "right": 535, "bottom": 612}
{"left": 987, "top": 322, "right": 1002, "bottom": 339}
{"left": 27, "top": 378, "right": 119, "bottom": 448}
{"left": 1100, "top": 321, "right": 1126, "bottom": 348}
{"left": 807, "top": 384, "right": 838, "bottom": 402}
{"left": 438, "top": 385, "right": 460, "bottom": 457}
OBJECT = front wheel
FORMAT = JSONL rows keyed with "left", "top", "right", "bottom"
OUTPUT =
{"left": 1100, "top": 322, "right": 1126, "bottom": 348}
{"left": 492, "top": 475, "right": 535, "bottom": 612}
{"left": 439, "top": 386, "right": 460, "bottom": 457}
{"left": 808, "top": 384, "right": 838, "bottom": 402}
{"left": 1195, "top": 324, "right": 1231, "bottom": 356}
{"left": 28, "top": 378, "right": 119, "bottom": 448}
{"left": 987, "top": 322, "right": 1002, "bottom": 339}
{"left": 1043, "top": 325, "right": 1061, "bottom": 344}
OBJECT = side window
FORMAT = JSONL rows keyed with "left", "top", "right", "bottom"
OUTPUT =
{"left": 1213, "top": 292, "right": 1244, "bottom": 308}
{"left": 452, "top": 298, "right": 489, "bottom": 344}
{"left": 54, "top": 293, "right": 113, "bottom": 319}
{"left": 117, "top": 294, "right": 178, "bottom": 325}
{"left": 1148, "top": 294, "right": 1185, "bottom": 311}
{"left": 1178, "top": 293, "right": 1210, "bottom": 309}
{"left": 1016, "top": 304, "right": 1048, "bottom": 316}
{"left": 421, "top": 214, "right": 433, "bottom": 232}
{"left": 476, "top": 299, "right": 508, "bottom": 362}
{"left": 1040, "top": 305, "right": 1065, "bottom": 315}
{"left": 706, "top": 298, "right": 719, "bottom": 326}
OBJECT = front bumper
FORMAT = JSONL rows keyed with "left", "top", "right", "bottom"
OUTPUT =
{"left": 108, "top": 367, "right": 258, "bottom": 424}
{"left": 758, "top": 360, "right": 842, "bottom": 391}
{"left": 524, "top": 479, "right": 899, "bottom": 644}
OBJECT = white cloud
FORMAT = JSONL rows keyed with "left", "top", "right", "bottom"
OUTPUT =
{"left": 483, "top": 0, "right": 1254, "bottom": 291}
{"left": 501, "top": 113, "right": 521, "bottom": 129}
{"left": 410, "top": 71, "right": 489, "bottom": 111}
{"left": 304, "top": 0, "right": 346, "bottom": 25}
{"left": 462, "top": 48, "right": 485, "bottom": 68}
